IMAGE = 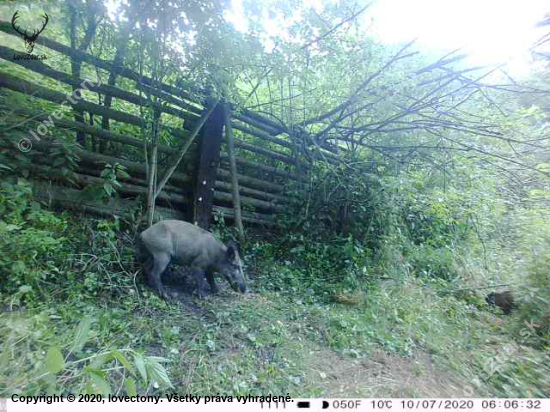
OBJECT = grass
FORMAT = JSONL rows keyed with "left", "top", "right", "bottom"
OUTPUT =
{"left": 2, "top": 267, "right": 548, "bottom": 397}
{"left": 0, "top": 183, "right": 547, "bottom": 397}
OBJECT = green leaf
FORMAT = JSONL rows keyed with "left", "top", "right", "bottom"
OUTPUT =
{"left": 87, "top": 370, "right": 111, "bottom": 395}
{"left": 111, "top": 350, "right": 135, "bottom": 375}
{"left": 12, "top": 261, "right": 28, "bottom": 274}
{"left": 103, "top": 183, "right": 113, "bottom": 196}
{"left": 71, "top": 316, "right": 92, "bottom": 353}
{"left": 133, "top": 354, "right": 148, "bottom": 384}
{"left": 18, "top": 285, "right": 32, "bottom": 293}
{"left": 89, "top": 353, "right": 109, "bottom": 369}
{"left": 144, "top": 356, "right": 173, "bottom": 389}
{"left": 117, "top": 169, "right": 130, "bottom": 179}
{"left": 45, "top": 347, "right": 65, "bottom": 374}
{"left": 124, "top": 377, "right": 137, "bottom": 396}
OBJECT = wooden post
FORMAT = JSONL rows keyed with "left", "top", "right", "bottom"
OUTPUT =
{"left": 146, "top": 109, "right": 160, "bottom": 227}
{"left": 224, "top": 104, "right": 245, "bottom": 243}
{"left": 193, "top": 101, "right": 225, "bottom": 229}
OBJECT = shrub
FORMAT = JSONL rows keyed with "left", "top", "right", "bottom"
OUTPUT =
{"left": 0, "top": 178, "right": 68, "bottom": 298}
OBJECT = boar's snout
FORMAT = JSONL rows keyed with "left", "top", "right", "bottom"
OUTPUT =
{"left": 224, "top": 274, "right": 246, "bottom": 293}
{"left": 226, "top": 271, "right": 246, "bottom": 293}
{"left": 224, "top": 240, "right": 247, "bottom": 293}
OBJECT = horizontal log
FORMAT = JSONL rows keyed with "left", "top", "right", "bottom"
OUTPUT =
{"left": 75, "top": 165, "right": 183, "bottom": 196}
{"left": 0, "top": 45, "right": 197, "bottom": 125}
{"left": 137, "top": 82, "right": 202, "bottom": 118}
{"left": 215, "top": 180, "right": 286, "bottom": 203}
{"left": 29, "top": 138, "right": 190, "bottom": 186}
{"left": 0, "top": 72, "right": 193, "bottom": 144}
{"left": 217, "top": 168, "right": 284, "bottom": 194}
{"left": 0, "top": 72, "right": 146, "bottom": 127}
{"left": 32, "top": 178, "right": 274, "bottom": 226}
{"left": 30, "top": 180, "right": 184, "bottom": 221}
{"left": 75, "top": 160, "right": 284, "bottom": 207}
{"left": 26, "top": 160, "right": 276, "bottom": 226}
{"left": 27, "top": 137, "right": 286, "bottom": 212}
{"left": 7, "top": 107, "right": 175, "bottom": 155}
{"left": 234, "top": 112, "right": 283, "bottom": 136}
{"left": 0, "top": 21, "right": 307, "bottom": 153}
{"left": 12, "top": 110, "right": 292, "bottom": 201}
{"left": 8, "top": 107, "right": 294, "bottom": 184}
{"left": 0, "top": 74, "right": 303, "bottom": 174}
{"left": 232, "top": 120, "right": 293, "bottom": 150}
{"left": 0, "top": 22, "right": 196, "bottom": 104}
{"left": 214, "top": 190, "right": 283, "bottom": 212}
{"left": 77, "top": 152, "right": 189, "bottom": 186}
{"left": 241, "top": 108, "right": 285, "bottom": 134}
{"left": 26, "top": 162, "right": 188, "bottom": 205}
{"left": 10, "top": 133, "right": 184, "bottom": 193}
{"left": 72, "top": 173, "right": 187, "bottom": 204}
{"left": 219, "top": 151, "right": 300, "bottom": 181}
{"left": 212, "top": 206, "right": 275, "bottom": 226}
{"left": 233, "top": 139, "right": 298, "bottom": 166}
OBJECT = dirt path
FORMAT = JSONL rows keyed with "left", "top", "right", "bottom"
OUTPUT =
{"left": 306, "top": 347, "right": 474, "bottom": 397}
{"left": 160, "top": 271, "right": 478, "bottom": 397}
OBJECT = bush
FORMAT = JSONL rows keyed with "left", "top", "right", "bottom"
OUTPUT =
{"left": 516, "top": 236, "right": 550, "bottom": 347}
{"left": 0, "top": 178, "right": 136, "bottom": 301}
{"left": 0, "top": 178, "right": 68, "bottom": 298}
{"left": 0, "top": 312, "right": 173, "bottom": 396}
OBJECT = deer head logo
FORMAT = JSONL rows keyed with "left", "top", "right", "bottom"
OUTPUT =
{"left": 11, "top": 10, "right": 49, "bottom": 54}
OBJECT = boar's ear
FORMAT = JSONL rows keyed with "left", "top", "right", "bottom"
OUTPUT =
{"left": 226, "top": 240, "right": 240, "bottom": 260}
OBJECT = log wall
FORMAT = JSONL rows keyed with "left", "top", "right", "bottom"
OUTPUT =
{"left": 0, "top": 21, "right": 332, "bottom": 228}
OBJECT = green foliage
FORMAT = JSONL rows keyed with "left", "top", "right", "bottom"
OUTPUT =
{"left": 0, "top": 178, "right": 68, "bottom": 299}
{"left": 0, "top": 131, "right": 80, "bottom": 184}
{"left": 277, "top": 165, "right": 482, "bottom": 284}
{"left": 0, "top": 178, "right": 134, "bottom": 301}
{"left": 0, "top": 0, "right": 548, "bottom": 398}
{"left": 516, "top": 236, "right": 550, "bottom": 347}
{"left": 0, "top": 188, "right": 548, "bottom": 397}
{"left": 82, "top": 163, "right": 130, "bottom": 201}
{"left": 0, "top": 312, "right": 172, "bottom": 395}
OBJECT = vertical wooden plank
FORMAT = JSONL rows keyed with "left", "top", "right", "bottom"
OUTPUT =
{"left": 146, "top": 109, "right": 161, "bottom": 227}
{"left": 193, "top": 101, "right": 225, "bottom": 229}
{"left": 224, "top": 104, "right": 245, "bottom": 243}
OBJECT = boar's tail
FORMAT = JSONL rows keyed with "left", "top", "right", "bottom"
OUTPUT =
{"left": 134, "top": 234, "right": 150, "bottom": 265}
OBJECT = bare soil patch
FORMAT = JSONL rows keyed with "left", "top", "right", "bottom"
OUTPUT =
{"left": 306, "top": 347, "right": 474, "bottom": 397}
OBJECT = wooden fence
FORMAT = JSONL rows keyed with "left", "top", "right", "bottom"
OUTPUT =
{"left": 0, "top": 20, "right": 338, "bottom": 229}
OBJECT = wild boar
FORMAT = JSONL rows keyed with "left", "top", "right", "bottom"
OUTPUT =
{"left": 486, "top": 290, "right": 516, "bottom": 315}
{"left": 136, "top": 220, "right": 246, "bottom": 299}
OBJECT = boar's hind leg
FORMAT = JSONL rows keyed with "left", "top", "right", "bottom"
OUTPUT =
{"left": 206, "top": 269, "right": 219, "bottom": 293}
{"left": 142, "top": 256, "right": 155, "bottom": 287}
{"left": 150, "top": 253, "right": 170, "bottom": 299}
{"left": 191, "top": 268, "right": 208, "bottom": 299}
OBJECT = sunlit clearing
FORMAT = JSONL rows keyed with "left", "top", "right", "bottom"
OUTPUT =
{"left": 368, "top": 0, "right": 548, "bottom": 75}
{"left": 225, "top": 0, "right": 548, "bottom": 75}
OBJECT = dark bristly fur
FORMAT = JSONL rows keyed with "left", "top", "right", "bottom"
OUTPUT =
{"left": 486, "top": 290, "right": 516, "bottom": 315}
{"left": 136, "top": 220, "right": 246, "bottom": 299}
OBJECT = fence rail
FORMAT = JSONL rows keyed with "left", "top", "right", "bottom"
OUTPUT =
{"left": 0, "top": 20, "right": 318, "bottom": 228}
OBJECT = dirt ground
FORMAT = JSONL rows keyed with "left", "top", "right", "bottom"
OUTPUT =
{"left": 305, "top": 346, "right": 474, "bottom": 397}
{"left": 159, "top": 267, "right": 477, "bottom": 398}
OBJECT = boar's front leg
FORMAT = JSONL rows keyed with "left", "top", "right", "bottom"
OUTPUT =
{"left": 191, "top": 268, "right": 208, "bottom": 299}
{"left": 206, "top": 269, "right": 219, "bottom": 294}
